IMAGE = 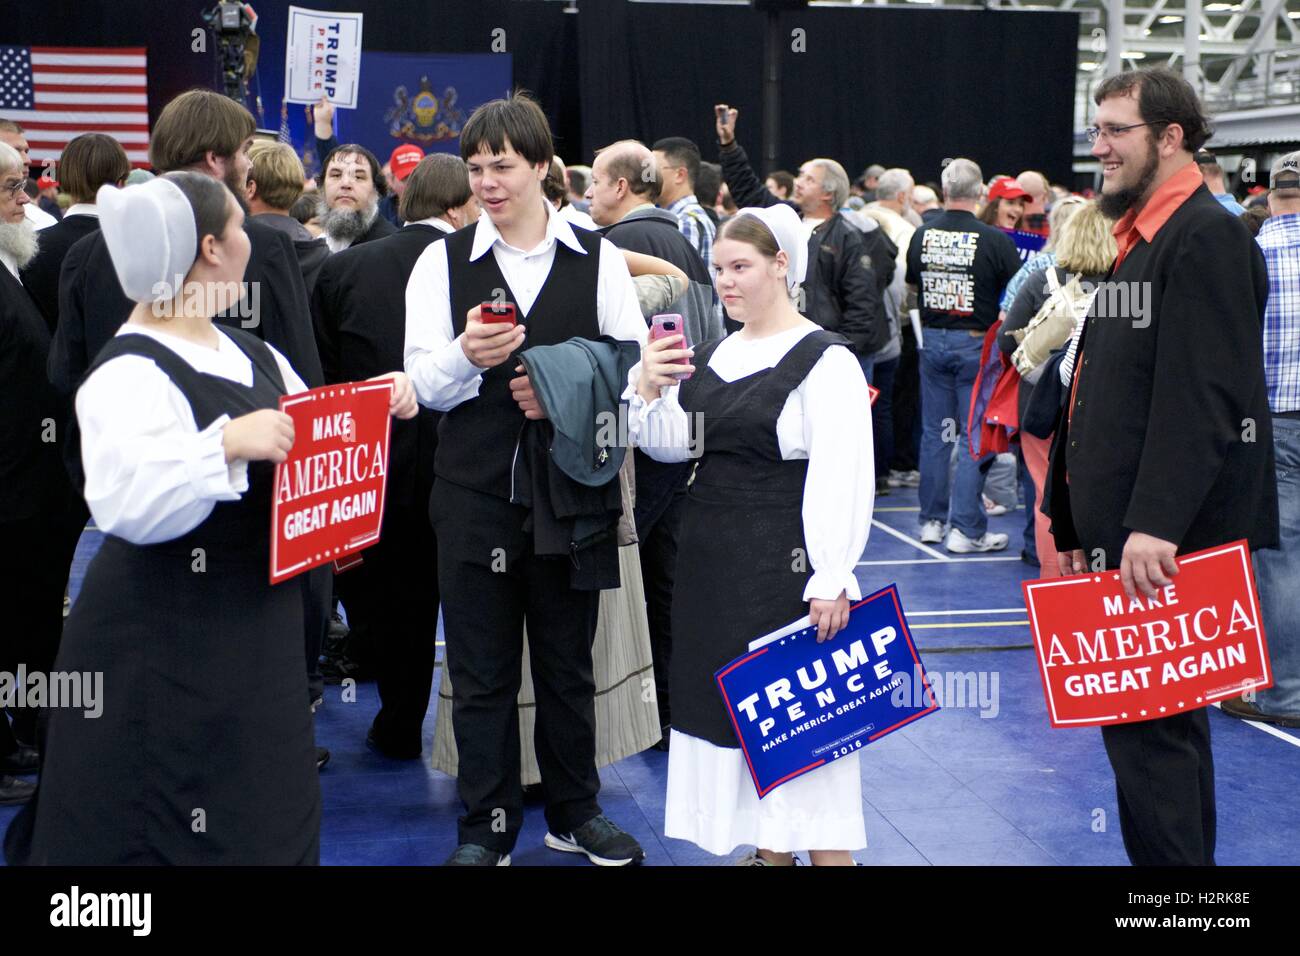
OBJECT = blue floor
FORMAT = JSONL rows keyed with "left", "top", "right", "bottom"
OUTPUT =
{"left": 5, "top": 485, "right": 1299, "bottom": 865}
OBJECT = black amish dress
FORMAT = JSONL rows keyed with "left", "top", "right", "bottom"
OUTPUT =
{"left": 6, "top": 328, "right": 320, "bottom": 865}
{"left": 669, "top": 329, "right": 849, "bottom": 748}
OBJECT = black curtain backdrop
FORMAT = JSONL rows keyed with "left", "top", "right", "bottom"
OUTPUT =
{"left": 15, "top": 0, "right": 1077, "bottom": 183}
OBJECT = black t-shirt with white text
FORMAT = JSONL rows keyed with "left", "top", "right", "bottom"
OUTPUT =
{"left": 905, "top": 209, "right": 1022, "bottom": 331}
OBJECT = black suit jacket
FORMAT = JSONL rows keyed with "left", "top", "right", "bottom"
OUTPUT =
{"left": 1044, "top": 183, "right": 1278, "bottom": 565}
{"left": 344, "top": 213, "right": 397, "bottom": 249}
{"left": 48, "top": 217, "right": 325, "bottom": 398}
{"left": 311, "top": 222, "right": 443, "bottom": 522}
{"left": 20, "top": 213, "right": 99, "bottom": 334}
{"left": 0, "top": 267, "right": 66, "bottom": 523}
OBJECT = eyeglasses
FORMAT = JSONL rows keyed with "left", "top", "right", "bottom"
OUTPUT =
{"left": 2, "top": 177, "right": 28, "bottom": 199}
{"left": 1085, "top": 122, "right": 1159, "bottom": 144}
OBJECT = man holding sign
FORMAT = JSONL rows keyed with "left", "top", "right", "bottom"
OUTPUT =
{"left": 1043, "top": 69, "right": 1279, "bottom": 866}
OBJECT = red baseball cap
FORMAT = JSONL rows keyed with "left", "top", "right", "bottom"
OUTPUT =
{"left": 388, "top": 144, "right": 424, "bottom": 182}
{"left": 987, "top": 176, "right": 1032, "bottom": 202}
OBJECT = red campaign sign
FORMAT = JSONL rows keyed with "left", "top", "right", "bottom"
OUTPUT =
{"left": 269, "top": 381, "right": 393, "bottom": 585}
{"left": 1022, "top": 540, "right": 1271, "bottom": 728}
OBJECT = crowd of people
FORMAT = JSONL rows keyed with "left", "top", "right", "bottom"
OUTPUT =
{"left": 0, "top": 64, "right": 1295, "bottom": 867}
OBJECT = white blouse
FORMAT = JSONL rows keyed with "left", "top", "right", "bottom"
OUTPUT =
{"left": 623, "top": 323, "right": 874, "bottom": 603}
{"left": 76, "top": 324, "right": 307, "bottom": 546}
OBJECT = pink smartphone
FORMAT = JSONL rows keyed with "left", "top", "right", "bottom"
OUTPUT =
{"left": 649, "top": 314, "right": 692, "bottom": 381}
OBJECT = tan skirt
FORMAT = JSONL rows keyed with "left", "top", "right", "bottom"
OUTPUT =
{"left": 431, "top": 542, "right": 662, "bottom": 784}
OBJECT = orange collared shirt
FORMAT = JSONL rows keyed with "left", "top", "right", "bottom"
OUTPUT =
{"left": 1111, "top": 160, "right": 1203, "bottom": 270}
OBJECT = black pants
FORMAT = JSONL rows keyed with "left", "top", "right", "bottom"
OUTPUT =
{"left": 639, "top": 489, "right": 684, "bottom": 731}
{"left": 352, "top": 511, "right": 438, "bottom": 754}
{"left": 1100, "top": 708, "right": 1216, "bottom": 865}
{"left": 302, "top": 566, "right": 331, "bottom": 707}
{"left": 0, "top": 515, "right": 70, "bottom": 751}
{"left": 431, "top": 479, "right": 602, "bottom": 853}
{"left": 891, "top": 324, "right": 921, "bottom": 472}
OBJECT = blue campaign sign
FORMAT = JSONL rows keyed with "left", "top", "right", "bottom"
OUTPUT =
{"left": 715, "top": 583, "right": 939, "bottom": 798}
{"left": 1006, "top": 228, "right": 1048, "bottom": 264}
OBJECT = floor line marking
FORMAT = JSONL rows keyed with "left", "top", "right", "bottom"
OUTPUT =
{"left": 858, "top": 556, "right": 1023, "bottom": 566}
{"left": 870, "top": 519, "right": 950, "bottom": 561}
{"left": 1212, "top": 702, "right": 1300, "bottom": 748}
{"left": 911, "top": 621, "right": 1029, "bottom": 629}
{"left": 908, "top": 608, "right": 1027, "bottom": 616}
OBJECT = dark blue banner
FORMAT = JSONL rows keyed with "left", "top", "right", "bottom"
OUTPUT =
{"left": 715, "top": 583, "right": 939, "bottom": 798}
{"left": 280, "top": 51, "right": 511, "bottom": 176}
{"left": 1007, "top": 228, "right": 1048, "bottom": 264}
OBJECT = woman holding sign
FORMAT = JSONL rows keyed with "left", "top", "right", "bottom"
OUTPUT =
{"left": 626, "top": 204, "right": 875, "bottom": 866}
{"left": 7, "top": 173, "right": 416, "bottom": 865}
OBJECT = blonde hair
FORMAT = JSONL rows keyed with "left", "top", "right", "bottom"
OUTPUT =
{"left": 1043, "top": 195, "right": 1085, "bottom": 252}
{"left": 248, "top": 140, "right": 305, "bottom": 212}
{"left": 1055, "top": 201, "right": 1117, "bottom": 276}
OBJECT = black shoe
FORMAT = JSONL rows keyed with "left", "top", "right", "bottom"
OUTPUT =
{"left": 1020, "top": 549, "right": 1040, "bottom": 568}
{"left": 0, "top": 775, "right": 36, "bottom": 806}
{"left": 545, "top": 814, "right": 645, "bottom": 866}
{"left": 316, "top": 747, "right": 331, "bottom": 770}
{"left": 321, "top": 654, "right": 368, "bottom": 685}
{"left": 444, "top": 843, "right": 510, "bottom": 866}
{"left": 0, "top": 746, "right": 39, "bottom": 775}
{"left": 366, "top": 728, "right": 421, "bottom": 760}
{"left": 652, "top": 726, "right": 670, "bottom": 752}
{"left": 875, "top": 478, "right": 892, "bottom": 497}
{"left": 521, "top": 782, "right": 545, "bottom": 805}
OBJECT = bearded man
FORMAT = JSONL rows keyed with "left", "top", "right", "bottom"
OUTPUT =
{"left": 0, "top": 140, "right": 65, "bottom": 803}
{"left": 1044, "top": 68, "right": 1278, "bottom": 866}
{"left": 319, "top": 144, "right": 395, "bottom": 253}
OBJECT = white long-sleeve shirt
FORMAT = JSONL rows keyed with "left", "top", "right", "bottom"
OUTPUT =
{"left": 403, "top": 198, "right": 647, "bottom": 412}
{"left": 76, "top": 324, "right": 307, "bottom": 545}
{"left": 624, "top": 323, "right": 874, "bottom": 602}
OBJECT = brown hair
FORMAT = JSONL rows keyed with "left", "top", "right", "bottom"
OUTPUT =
{"left": 149, "top": 88, "right": 256, "bottom": 172}
{"left": 58, "top": 133, "right": 131, "bottom": 203}
{"left": 460, "top": 90, "right": 553, "bottom": 167}
{"left": 1093, "top": 68, "right": 1213, "bottom": 155}
{"left": 543, "top": 157, "right": 567, "bottom": 205}
{"left": 400, "top": 154, "right": 472, "bottom": 222}
{"left": 719, "top": 213, "right": 781, "bottom": 258}
{"left": 247, "top": 140, "right": 305, "bottom": 212}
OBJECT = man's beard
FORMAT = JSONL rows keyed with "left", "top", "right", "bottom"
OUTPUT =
{"left": 322, "top": 201, "right": 379, "bottom": 243}
{"left": 0, "top": 219, "right": 39, "bottom": 269}
{"left": 222, "top": 165, "right": 250, "bottom": 214}
{"left": 1098, "top": 138, "right": 1160, "bottom": 220}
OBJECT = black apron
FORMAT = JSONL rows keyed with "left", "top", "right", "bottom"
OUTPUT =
{"left": 669, "top": 329, "right": 847, "bottom": 748}
{"left": 8, "top": 328, "right": 320, "bottom": 865}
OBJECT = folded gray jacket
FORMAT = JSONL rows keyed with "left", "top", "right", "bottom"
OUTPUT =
{"left": 517, "top": 335, "right": 642, "bottom": 488}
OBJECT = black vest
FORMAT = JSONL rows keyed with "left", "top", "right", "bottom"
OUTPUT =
{"left": 435, "top": 223, "right": 602, "bottom": 499}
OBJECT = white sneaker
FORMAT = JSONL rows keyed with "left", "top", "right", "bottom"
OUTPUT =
{"left": 945, "top": 528, "right": 1010, "bottom": 553}
{"left": 919, "top": 520, "right": 945, "bottom": 544}
{"left": 983, "top": 495, "right": 1011, "bottom": 517}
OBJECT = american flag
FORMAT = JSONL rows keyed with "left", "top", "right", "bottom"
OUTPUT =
{"left": 0, "top": 46, "right": 149, "bottom": 169}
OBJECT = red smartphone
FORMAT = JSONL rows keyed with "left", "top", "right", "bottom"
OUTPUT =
{"left": 649, "top": 314, "right": 692, "bottom": 381}
{"left": 478, "top": 301, "right": 517, "bottom": 326}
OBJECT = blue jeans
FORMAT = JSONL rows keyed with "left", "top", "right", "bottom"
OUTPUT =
{"left": 1254, "top": 417, "right": 1300, "bottom": 715}
{"left": 918, "top": 327, "right": 989, "bottom": 537}
{"left": 857, "top": 354, "right": 875, "bottom": 387}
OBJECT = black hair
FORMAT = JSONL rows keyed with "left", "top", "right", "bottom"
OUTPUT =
{"left": 651, "top": 136, "right": 702, "bottom": 190}
{"left": 1093, "top": 68, "right": 1213, "bottom": 154}
{"left": 459, "top": 91, "right": 553, "bottom": 167}
{"left": 321, "top": 143, "right": 388, "bottom": 197}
